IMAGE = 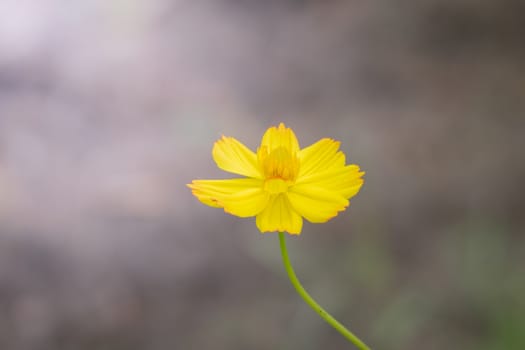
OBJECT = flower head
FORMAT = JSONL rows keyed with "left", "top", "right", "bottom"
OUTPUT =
{"left": 188, "top": 123, "right": 364, "bottom": 234}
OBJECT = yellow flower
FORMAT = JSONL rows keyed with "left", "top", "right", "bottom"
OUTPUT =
{"left": 188, "top": 123, "right": 364, "bottom": 234}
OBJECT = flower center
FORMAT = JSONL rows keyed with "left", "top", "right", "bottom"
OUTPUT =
{"left": 264, "top": 178, "right": 289, "bottom": 194}
{"left": 259, "top": 146, "right": 299, "bottom": 194}
{"left": 261, "top": 147, "right": 299, "bottom": 180}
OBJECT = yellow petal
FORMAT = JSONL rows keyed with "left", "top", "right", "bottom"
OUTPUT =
{"left": 188, "top": 178, "right": 269, "bottom": 217}
{"left": 256, "top": 194, "right": 303, "bottom": 234}
{"left": 213, "top": 136, "right": 262, "bottom": 178}
{"left": 287, "top": 184, "right": 349, "bottom": 223}
{"left": 296, "top": 164, "right": 365, "bottom": 199}
{"left": 259, "top": 123, "right": 300, "bottom": 155}
{"left": 298, "top": 138, "right": 345, "bottom": 177}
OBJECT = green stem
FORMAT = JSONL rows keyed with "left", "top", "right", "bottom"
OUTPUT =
{"left": 278, "top": 232, "right": 371, "bottom": 350}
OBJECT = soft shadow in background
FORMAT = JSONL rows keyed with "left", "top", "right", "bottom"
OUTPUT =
{"left": 0, "top": 1, "right": 524, "bottom": 349}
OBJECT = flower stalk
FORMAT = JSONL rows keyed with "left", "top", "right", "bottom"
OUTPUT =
{"left": 278, "top": 233, "right": 371, "bottom": 350}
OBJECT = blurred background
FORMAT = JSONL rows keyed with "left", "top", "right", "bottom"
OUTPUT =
{"left": 1, "top": 0, "right": 524, "bottom": 349}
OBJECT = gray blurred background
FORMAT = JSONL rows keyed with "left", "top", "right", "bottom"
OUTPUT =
{"left": 0, "top": 0, "right": 524, "bottom": 349}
